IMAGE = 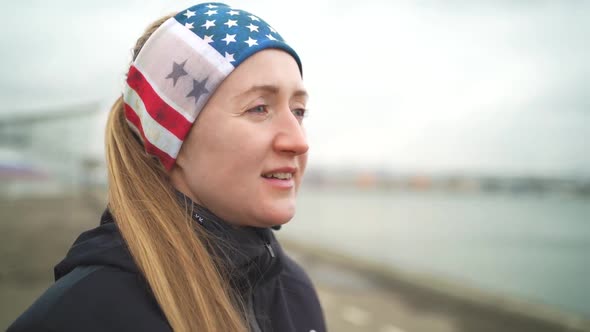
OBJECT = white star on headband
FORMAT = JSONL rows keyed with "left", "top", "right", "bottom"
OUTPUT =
{"left": 202, "top": 20, "right": 215, "bottom": 29}
{"left": 224, "top": 19, "right": 238, "bottom": 28}
{"left": 244, "top": 37, "right": 258, "bottom": 47}
{"left": 221, "top": 34, "right": 236, "bottom": 45}
{"left": 224, "top": 52, "right": 235, "bottom": 62}
{"left": 206, "top": 4, "right": 218, "bottom": 8}
{"left": 185, "top": 22, "right": 194, "bottom": 29}
{"left": 249, "top": 15, "right": 260, "bottom": 21}
{"left": 266, "top": 33, "right": 277, "bottom": 41}
{"left": 246, "top": 23, "right": 259, "bottom": 32}
{"left": 183, "top": 10, "right": 196, "bottom": 18}
{"left": 203, "top": 35, "right": 214, "bottom": 43}
{"left": 205, "top": 9, "right": 217, "bottom": 16}
{"left": 227, "top": 10, "right": 240, "bottom": 16}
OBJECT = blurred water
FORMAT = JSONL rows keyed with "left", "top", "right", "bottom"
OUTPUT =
{"left": 285, "top": 187, "right": 590, "bottom": 317}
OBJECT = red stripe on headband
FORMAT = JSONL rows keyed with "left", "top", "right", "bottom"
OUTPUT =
{"left": 126, "top": 65, "right": 193, "bottom": 141}
{"left": 124, "top": 102, "right": 176, "bottom": 170}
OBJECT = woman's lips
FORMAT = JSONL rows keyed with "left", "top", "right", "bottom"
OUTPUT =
{"left": 261, "top": 176, "right": 294, "bottom": 189}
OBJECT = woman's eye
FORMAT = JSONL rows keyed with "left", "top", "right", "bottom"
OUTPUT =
{"left": 292, "top": 108, "right": 307, "bottom": 118}
{"left": 247, "top": 105, "right": 268, "bottom": 114}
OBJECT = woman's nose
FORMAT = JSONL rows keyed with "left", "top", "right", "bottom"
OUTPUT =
{"left": 273, "top": 109, "right": 309, "bottom": 155}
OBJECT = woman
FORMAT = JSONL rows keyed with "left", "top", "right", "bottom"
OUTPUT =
{"left": 8, "top": 3, "right": 326, "bottom": 332}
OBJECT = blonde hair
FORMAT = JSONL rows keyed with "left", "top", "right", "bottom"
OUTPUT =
{"left": 105, "top": 15, "right": 247, "bottom": 332}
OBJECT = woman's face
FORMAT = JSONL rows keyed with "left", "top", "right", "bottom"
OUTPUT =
{"left": 170, "top": 49, "right": 309, "bottom": 228}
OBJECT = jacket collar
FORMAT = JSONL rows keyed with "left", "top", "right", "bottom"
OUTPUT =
{"left": 57, "top": 193, "right": 283, "bottom": 295}
{"left": 175, "top": 191, "right": 283, "bottom": 293}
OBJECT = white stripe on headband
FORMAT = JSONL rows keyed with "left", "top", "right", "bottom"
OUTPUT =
{"left": 123, "top": 82, "right": 183, "bottom": 159}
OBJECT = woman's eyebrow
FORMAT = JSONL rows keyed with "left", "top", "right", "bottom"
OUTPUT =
{"left": 234, "top": 84, "right": 308, "bottom": 100}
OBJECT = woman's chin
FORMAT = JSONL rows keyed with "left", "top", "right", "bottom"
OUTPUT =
{"left": 256, "top": 202, "right": 296, "bottom": 227}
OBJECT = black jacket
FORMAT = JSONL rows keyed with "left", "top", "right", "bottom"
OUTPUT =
{"left": 8, "top": 199, "right": 326, "bottom": 332}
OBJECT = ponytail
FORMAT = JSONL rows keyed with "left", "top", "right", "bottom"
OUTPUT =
{"left": 104, "top": 15, "right": 248, "bottom": 332}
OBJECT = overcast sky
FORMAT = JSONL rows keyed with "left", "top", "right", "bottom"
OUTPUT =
{"left": 1, "top": 0, "right": 589, "bottom": 177}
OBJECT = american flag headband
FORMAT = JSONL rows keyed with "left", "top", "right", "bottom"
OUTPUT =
{"left": 122, "top": 2, "right": 302, "bottom": 170}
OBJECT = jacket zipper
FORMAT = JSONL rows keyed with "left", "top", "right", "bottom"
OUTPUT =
{"left": 265, "top": 242, "right": 275, "bottom": 258}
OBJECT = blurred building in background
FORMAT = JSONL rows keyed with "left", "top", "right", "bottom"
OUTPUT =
{"left": 0, "top": 103, "right": 106, "bottom": 196}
